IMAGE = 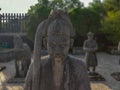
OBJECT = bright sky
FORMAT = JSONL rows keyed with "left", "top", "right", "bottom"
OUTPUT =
{"left": 0, "top": 0, "right": 93, "bottom": 13}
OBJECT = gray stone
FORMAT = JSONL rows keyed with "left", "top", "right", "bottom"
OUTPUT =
{"left": 24, "top": 10, "right": 91, "bottom": 90}
{"left": 83, "top": 32, "right": 98, "bottom": 72}
{"left": 13, "top": 35, "right": 31, "bottom": 77}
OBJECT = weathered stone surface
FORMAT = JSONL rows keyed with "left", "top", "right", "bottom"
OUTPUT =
{"left": 83, "top": 32, "right": 98, "bottom": 72}
{"left": 0, "top": 53, "right": 120, "bottom": 90}
{"left": 111, "top": 72, "right": 120, "bottom": 81}
{"left": 13, "top": 35, "right": 31, "bottom": 77}
{"left": 24, "top": 10, "right": 90, "bottom": 90}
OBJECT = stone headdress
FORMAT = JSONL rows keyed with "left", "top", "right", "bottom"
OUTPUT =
{"left": 87, "top": 32, "right": 94, "bottom": 36}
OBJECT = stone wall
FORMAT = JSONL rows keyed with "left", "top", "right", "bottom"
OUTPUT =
{"left": 0, "top": 35, "right": 14, "bottom": 48}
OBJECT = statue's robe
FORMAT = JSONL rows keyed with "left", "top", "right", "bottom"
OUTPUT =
{"left": 83, "top": 39, "right": 98, "bottom": 67}
{"left": 24, "top": 55, "right": 91, "bottom": 90}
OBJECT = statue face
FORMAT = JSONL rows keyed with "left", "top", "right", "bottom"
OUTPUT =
{"left": 88, "top": 35, "right": 93, "bottom": 40}
{"left": 47, "top": 35, "right": 70, "bottom": 60}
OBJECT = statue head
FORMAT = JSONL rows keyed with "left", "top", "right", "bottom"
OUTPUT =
{"left": 47, "top": 19, "right": 71, "bottom": 61}
{"left": 44, "top": 10, "right": 75, "bottom": 62}
{"left": 48, "top": 9, "right": 69, "bottom": 22}
{"left": 33, "top": 9, "right": 75, "bottom": 63}
{"left": 87, "top": 32, "right": 94, "bottom": 40}
{"left": 27, "top": 10, "right": 75, "bottom": 89}
{"left": 13, "top": 35, "right": 23, "bottom": 48}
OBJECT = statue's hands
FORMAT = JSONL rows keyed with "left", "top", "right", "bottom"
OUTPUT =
{"left": 87, "top": 48, "right": 96, "bottom": 52}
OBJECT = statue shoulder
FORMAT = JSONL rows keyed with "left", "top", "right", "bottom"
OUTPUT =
{"left": 40, "top": 55, "right": 50, "bottom": 66}
{"left": 69, "top": 55, "right": 88, "bottom": 77}
{"left": 69, "top": 55, "right": 86, "bottom": 68}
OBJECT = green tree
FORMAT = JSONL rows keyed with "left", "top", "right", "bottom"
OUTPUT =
{"left": 26, "top": 0, "right": 83, "bottom": 42}
{"left": 103, "top": 0, "right": 120, "bottom": 11}
{"left": 38, "top": 0, "right": 49, "bottom": 6}
{"left": 26, "top": 4, "right": 51, "bottom": 41}
{"left": 89, "top": 0, "right": 107, "bottom": 18}
{"left": 69, "top": 7, "right": 101, "bottom": 46}
{"left": 101, "top": 11, "right": 120, "bottom": 45}
{"left": 49, "top": 0, "right": 83, "bottom": 10}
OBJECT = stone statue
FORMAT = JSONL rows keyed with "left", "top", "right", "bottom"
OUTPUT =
{"left": 21, "top": 43, "right": 31, "bottom": 77}
{"left": 13, "top": 35, "right": 31, "bottom": 77}
{"left": 118, "top": 41, "right": 120, "bottom": 64}
{"left": 24, "top": 10, "right": 91, "bottom": 90}
{"left": 83, "top": 32, "right": 98, "bottom": 72}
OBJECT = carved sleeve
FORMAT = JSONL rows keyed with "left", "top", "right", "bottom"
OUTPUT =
{"left": 31, "top": 20, "right": 48, "bottom": 90}
{"left": 78, "top": 62, "right": 91, "bottom": 90}
{"left": 24, "top": 63, "right": 33, "bottom": 90}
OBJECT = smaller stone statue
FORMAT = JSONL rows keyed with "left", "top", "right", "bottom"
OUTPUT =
{"left": 118, "top": 41, "right": 120, "bottom": 64}
{"left": 13, "top": 35, "right": 31, "bottom": 77}
{"left": 83, "top": 32, "right": 98, "bottom": 72}
{"left": 83, "top": 32, "right": 105, "bottom": 81}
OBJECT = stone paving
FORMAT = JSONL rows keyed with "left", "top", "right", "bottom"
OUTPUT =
{"left": 0, "top": 52, "right": 120, "bottom": 90}
{"left": 0, "top": 60, "right": 16, "bottom": 85}
{"left": 74, "top": 52, "right": 120, "bottom": 90}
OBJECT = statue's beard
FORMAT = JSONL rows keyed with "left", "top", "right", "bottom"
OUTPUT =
{"left": 53, "top": 58, "right": 64, "bottom": 89}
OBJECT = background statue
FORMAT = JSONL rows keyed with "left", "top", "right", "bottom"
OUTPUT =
{"left": 24, "top": 10, "right": 91, "bottom": 90}
{"left": 83, "top": 32, "right": 98, "bottom": 72}
{"left": 118, "top": 41, "right": 120, "bottom": 64}
{"left": 14, "top": 35, "right": 31, "bottom": 77}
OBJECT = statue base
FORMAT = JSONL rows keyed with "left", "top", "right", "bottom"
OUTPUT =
{"left": 7, "top": 78, "right": 25, "bottom": 83}
{"left": 111, "top": 72, "right": 120, "bottom": 81}
{"left": 88, "top": 72, "right": 105, "bottom": 81}
{"left": 0, "top": 66, "right": 6, "bottom": 71}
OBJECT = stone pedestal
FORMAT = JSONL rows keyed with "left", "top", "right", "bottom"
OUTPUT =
{"left": 88, "top": 72, "right": 105, "bottom": 81}
{"left": 111, "top": 72, "right": 120, "bottom": 81}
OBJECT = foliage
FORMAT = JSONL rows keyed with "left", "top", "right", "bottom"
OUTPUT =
{"left": 101, "top": 11, "right": 120, "bottom": 45}
{"left": 69, "top": 7, "right": 101, "bottom": 46}
{"left": 49, "top": 0, "right": 83, "bottom": 10}
{"left": 26, "top": 0, "right": 83, "bottom": 42}
{"left": 26, "top": 4, "right": 51, "bottom": 41}
{"left": 89, "top": 1, "right": 107, "bottom": 18}
{"left": 103, "top": 0, "right": 120, "bottom": 11}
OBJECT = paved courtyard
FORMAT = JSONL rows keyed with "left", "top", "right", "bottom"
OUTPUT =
{"left": 0, "top": 52, "right": 120, "bottom": 90}
{"left": 74, "top": 52, "right": 120, "bottom": 90}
